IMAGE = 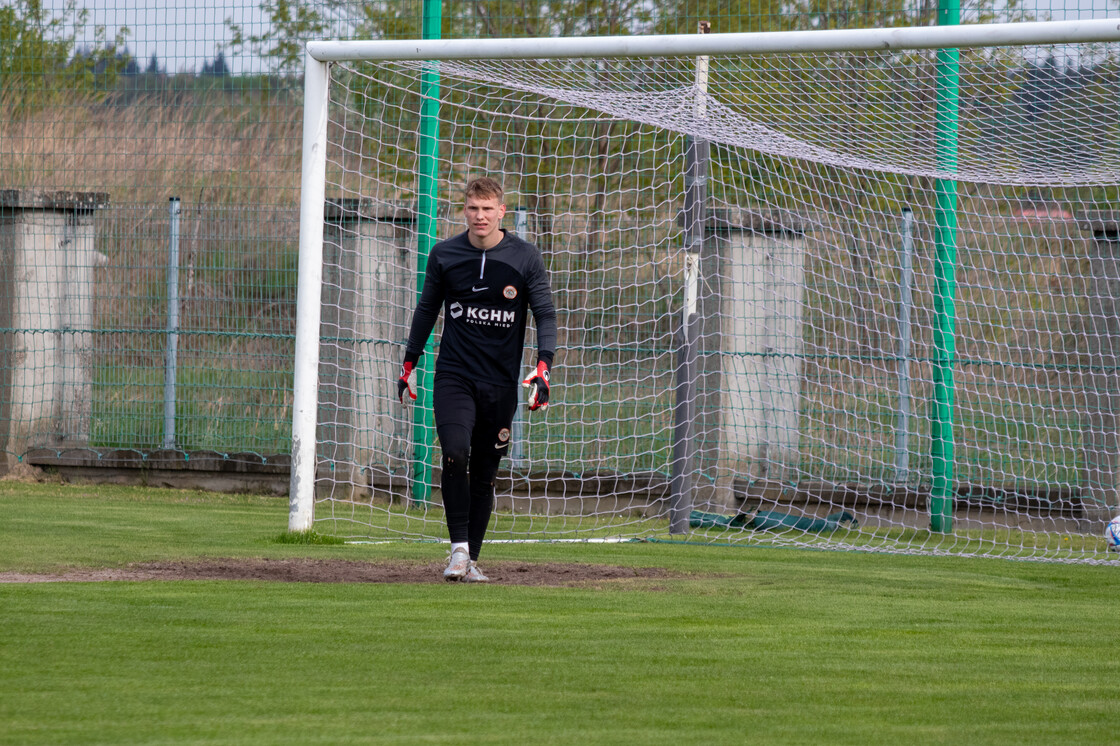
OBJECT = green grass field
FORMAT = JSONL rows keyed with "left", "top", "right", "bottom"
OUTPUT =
{"left": 2, "top": 481, "right": 1120, "bottom": 745}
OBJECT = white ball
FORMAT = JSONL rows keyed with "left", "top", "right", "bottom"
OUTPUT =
{"left": 1106, "top": 516, "right": 1120, "bottom": 552}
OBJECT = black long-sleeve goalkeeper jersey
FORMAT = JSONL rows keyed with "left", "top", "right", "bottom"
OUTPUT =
{"left": 404, "top": 229, "right": 557, "bottom": 387}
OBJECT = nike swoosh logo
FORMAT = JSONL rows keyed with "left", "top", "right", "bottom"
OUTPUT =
{"left": 472, "top": 285, "right": 488, "bottom": 292}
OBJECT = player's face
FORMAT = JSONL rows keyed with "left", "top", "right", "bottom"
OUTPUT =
{"left": 464, "top": 194, "right": 506, "bottom": 249}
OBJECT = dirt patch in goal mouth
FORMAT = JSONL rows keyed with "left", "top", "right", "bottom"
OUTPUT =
{"left": 0, "top": 557, "right": 679, "bottom": 588}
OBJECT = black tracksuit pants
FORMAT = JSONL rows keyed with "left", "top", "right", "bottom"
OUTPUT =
{"left": 433, "top": 372, "right": 519, "bottom": 561}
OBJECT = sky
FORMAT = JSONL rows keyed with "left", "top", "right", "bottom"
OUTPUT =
{"left": 46, "top": 0, "right": 277, "bottom": 75}
{"left": 46, "top": 0, "right": 1120, "bottom": 75}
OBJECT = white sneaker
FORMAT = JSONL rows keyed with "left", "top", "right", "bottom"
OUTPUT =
{"left": 462, "top": 562, "right": 489, "bottom": 583}
{"left": 443, "top": 547, "right": 471, "bottom": 581}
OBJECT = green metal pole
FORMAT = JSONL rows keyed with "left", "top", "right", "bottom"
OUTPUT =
{"left": 930, "top": 0, "right": 960, "bottom": 534}
{"left": 411, "top": 0, "right": 441, "bottom": 507}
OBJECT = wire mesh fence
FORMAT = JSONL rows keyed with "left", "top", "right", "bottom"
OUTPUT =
{"left": 6, "top": 2, "right": 1120, "bottom": 562}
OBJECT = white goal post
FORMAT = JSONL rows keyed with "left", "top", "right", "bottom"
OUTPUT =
{"left": 306, "top": 18, "right": 1120, "bottom": 61}
{"left": 291, "top": 18, "right": 1120, "bottom": 563}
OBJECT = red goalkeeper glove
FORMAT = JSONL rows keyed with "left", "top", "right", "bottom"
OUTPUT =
{"left": 521, "top": 360, "right": 551, "bottom": 411}
{"left": 397, "top": 360, "right": 417, "bottom": 403}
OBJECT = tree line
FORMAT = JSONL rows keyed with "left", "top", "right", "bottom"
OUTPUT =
{"left": 2, "top": 0, "right": 1043, "bottom": 110}
{"left": 228, "top": 0, "right": 1029, "bottom": 75}
{"left": 1, "top": 0, "right": 277, "bottom": 113}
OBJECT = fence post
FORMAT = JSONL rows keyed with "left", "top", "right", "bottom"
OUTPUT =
{"left": 1077, "top": 212, "right": 1120, "bottom": 526}
{"left": 0, "top": 189, "right": 108, "bottom": 471}
{"left": 509, "top": 207, "right": 530, "bottom": 470}
{"left": 894, "top": 208, "right": 915, "bottom": 487}
{"left": 713, "top": 208, "right": 806, "bottom": 504}
{"left": 320, "top": 198, "right": 416, "bottom": 501}
{"left": 163, "top": 197, "right": 181, "bottom": 450}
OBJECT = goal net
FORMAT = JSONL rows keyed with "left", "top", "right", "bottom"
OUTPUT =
{"left": 294, "top": 20, "right": 1120, "bottom": 563}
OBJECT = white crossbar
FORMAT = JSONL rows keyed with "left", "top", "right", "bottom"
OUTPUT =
{"left": 307, "top": 18, "right": 1120, "bottom": 62}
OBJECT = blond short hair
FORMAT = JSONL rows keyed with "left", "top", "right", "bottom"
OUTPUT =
{"left": 465, "top": 177, "right": 503, "bottom": 202}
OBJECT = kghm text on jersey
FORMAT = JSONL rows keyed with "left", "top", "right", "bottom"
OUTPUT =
{"left": 449, "top": 302, "right": 516, "bottom": 326}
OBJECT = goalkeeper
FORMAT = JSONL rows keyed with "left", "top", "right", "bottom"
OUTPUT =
{"left": 398, "top": 177, "right": 557, "bottom": 583}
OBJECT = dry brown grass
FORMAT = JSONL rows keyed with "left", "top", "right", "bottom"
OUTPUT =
{"left": 0, "top": 94, "right": 307, "bottom": 452}
{"left": 1, "top": 94, "right": 303, "bottom": 206}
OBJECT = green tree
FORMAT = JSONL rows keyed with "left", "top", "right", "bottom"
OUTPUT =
{"left": 201, "top": 51, "right": 232, "bottom": 77}
{"left": 655, "top": 0, "right": 1029, "bottom": 35}
{"left": 227, "top": 0, "right": 655, "bottom": 75}
{"left": 0, "top": 0, "right": 130, "bottom": 113}
{"left": 226, "top": 0, "right": 330, "bottom": 76}
{"left": 653, "top": 0, "right": 791, "bottom": 34}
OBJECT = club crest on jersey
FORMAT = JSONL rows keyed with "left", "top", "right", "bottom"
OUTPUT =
{"left": 495, "top": 428, "right": 511, "bottom": 449}
{"left": 503, "top": 285, "right": 518, "bottom": 300}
